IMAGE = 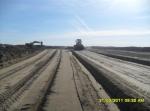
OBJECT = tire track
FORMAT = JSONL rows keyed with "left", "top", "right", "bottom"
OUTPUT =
{"left": 0, "top": 50, "right": 49, "bottom": 80}
{"left": 70, "top": 54, "right": 119, "bottom": 111}
{"left": 0, "top": 50, "right": 57, "bottom": 111}
{"left": 73, "top": 51, "right": 150, "bottom": 111}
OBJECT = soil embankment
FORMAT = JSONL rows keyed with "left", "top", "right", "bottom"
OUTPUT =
{"left": 0, "top": 44, "right": 44, "bottom": 68}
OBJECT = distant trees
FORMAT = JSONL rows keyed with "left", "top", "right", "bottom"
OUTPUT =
{"left": 74, "top": 39, "right": 84, "bottom": 50}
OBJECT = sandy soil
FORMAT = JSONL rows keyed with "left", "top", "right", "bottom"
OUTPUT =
{"left": 42, "top": 50, "right": 119, "bottom": 111}
{"left": 89, "top": 48, "right": 150, "bottom": 60}
{"left": 77, "top": 51, "right": 150, "bottom": 94}
{"left": 0, "top": 50, "right": 54, "bottom": 94}
{"left": 71, "top": 54, "right": 119, "bottom": 111}
{"left": 75, "top": 50, "right": 150, "bottom": 111}
{"left": 1, "top": 49, "right": 143, "bottom": 111}
{"left": 8, "top": 50, "right": 61, "bottom": 111}
{"left": 0, "top": 50, "right": 48, "bottom": 77}
{"left": 42, "top": 50, "right": 83, "bottom": 111}
{"left": 0, "top": 50, "right": 56, "bottom": 111}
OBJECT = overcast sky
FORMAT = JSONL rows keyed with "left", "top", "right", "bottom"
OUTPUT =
{"left": 0, "top": 0, "right": 150, "bottom": 46}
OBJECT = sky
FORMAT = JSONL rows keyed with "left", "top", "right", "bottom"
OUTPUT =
{"left": 0, "top": 0, "right": 150, "bottom": 46}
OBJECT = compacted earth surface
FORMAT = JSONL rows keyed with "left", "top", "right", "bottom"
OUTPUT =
{"left": 0, "top": 49, "right": 149, "bottom": 111}
{"left": 88, "top": 47, "right": 150, "bottom": 66}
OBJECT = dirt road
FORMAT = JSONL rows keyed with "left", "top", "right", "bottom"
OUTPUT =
{"left": 0, "top": 49, "right": 120, "bottom": 111}
{"left": 42, "top": 50, "right": 83, "bottom": 111}
{"left": 41, "top": 50, "right": 119, "bottom": 111}
{"left": 0, "top": 48, "right": 149, "bottom": 111}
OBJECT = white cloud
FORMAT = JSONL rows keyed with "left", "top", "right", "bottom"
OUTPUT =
{"left": 37, "top": 29, "right": 150, "bottom": 41}
{"left": 1, "top": 29, "right": 150, "bottom": 46}
{"left": 74, "top": 15, "right": 92, "bottom": 32}
{"left": 76, "top": 29, "right": 150, "bottom": 37}
{"left": 70, "top": 15, "right": 93, "bottom": 36}
{"left": 40, "top": 29, "right": 150, "bottom": 46}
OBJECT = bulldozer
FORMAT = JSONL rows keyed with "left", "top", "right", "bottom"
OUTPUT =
{"left": 74, "top": 39, "right": 84, "bottom": 50}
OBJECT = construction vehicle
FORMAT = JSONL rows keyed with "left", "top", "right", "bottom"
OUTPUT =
{"left": 25, "top": 41, "right": 43, "bottom": 48}
{"left": 74, "top": 39, "right": 84, "bottom": 50}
